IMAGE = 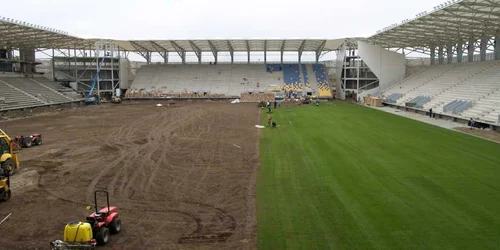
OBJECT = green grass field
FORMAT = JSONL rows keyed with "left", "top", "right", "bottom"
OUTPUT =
{"left": 257, "top": 101, "right": 500, "bottom": 250}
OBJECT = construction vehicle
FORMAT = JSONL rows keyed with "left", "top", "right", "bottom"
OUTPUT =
{"left": 111, "top": 96, "right": 121, "bottom": 104}
{"left": 0, "top": 129, "right": 20, "bottom": 176}
{"left": 13, "top": 134, "right": 42, "bottom": 148}
{"left": 0, "top": 169, "right": 11, "bottom": 201}
{"left": 50, "top": 190, "right": 122, "bottom": 249}
{"left": 85, "top": 55, "right": 108, "bottom": 105}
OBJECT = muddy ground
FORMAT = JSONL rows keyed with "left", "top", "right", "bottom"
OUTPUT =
{"left": 0, "top": 101, "right": 260, "bottom": 250}
{"left": 455, "top": 127, "right": 500, "bottom": 143}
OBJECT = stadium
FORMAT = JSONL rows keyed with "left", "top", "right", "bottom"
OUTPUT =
{"left": 0, "top": 0, "right": 500, "bottom": 249}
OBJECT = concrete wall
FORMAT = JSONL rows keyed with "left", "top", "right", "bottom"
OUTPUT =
{"left": 358, "top": 41, "right": 406, "bottom": 92}
{"left": 119, "top": 58, "right": 131, "bottom": 89}
{"left": 335, "top": 44, "right": 346, "bottom": 99}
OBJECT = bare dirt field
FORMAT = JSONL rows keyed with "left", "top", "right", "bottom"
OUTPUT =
{"left": 455, "top": 127, "right": 500, "bottom": 143}
{"left": 0, "top": 101, "right": 260, "bottom": 250}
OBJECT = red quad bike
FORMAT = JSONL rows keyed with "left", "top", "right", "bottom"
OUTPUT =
{"left": 86, "top": 190, "right": 122, "bottom": 245}
{"left": 13, "top": 134, "right": 42, "bottom": 148}
{"left": 49, "top": 190, "right": 122, "bottom": 249}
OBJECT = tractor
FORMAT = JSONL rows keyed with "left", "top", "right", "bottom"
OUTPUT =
{"left": 50, "top": 190, "right": 122, "bottom": 249}
{"left": 13, "top": 134, "right": 42, "bottom": 148}
{"left": 0, "top": 129, "right": 20, "bottom": 176}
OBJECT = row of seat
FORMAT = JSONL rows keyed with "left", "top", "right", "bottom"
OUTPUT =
{"left": 383, "top": 61, "right": 500, "bottom": 124}
{"left": 129, "top": 64, "right": 332, "bottom": 98}
{"left": 0, "top": 77, "right": 81, "bottom": 111}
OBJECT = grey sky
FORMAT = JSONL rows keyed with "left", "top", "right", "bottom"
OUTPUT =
{"left": 4, "top": 0, "right": 443, "bottom": 62}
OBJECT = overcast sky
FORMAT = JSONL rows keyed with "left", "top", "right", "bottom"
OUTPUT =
{"left": 4, "top": 0, "right": 443, "bottom": 61}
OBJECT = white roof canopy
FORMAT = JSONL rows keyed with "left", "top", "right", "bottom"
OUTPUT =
{"left": 4, "top": 0, "right": 499, "bottom": 53}
{"left": 0, "top": 17, "right": 347, "bottom": 53}
{"left": 0, "top": 17, "right": 90, "bottom": 49}
{"left": 368, "top": 0, "right": 500, "bottom": 48}
{"left": 114, "top": 39, "right": 346, "bottom": 53}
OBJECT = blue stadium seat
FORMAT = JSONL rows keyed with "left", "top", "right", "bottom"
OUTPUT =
{"left": 282, "top": 64, "right": 300, "bottom": 86}
{"left": 266, "top": 64, "right": 282, "bottom": 73}
{"left": 301, "top": 64, "right": 308, "bottom": 85}
{"left": 312, "top": 64, "right": 328, "bottom": 84}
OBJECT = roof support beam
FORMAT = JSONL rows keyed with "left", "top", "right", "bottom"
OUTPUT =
{"left": 163, "top": 51, "right": 168, "bottom": 63}
{"left": 495, "top": 33, "right": 500, "bottom": 60}
{"left": 56, "top": 49, "right": 69, "bottom": 57}
{"left": 454, "top": 4, "right": 500, "bottom": 18}
{"left": 468, "top": 38, "right": 475, "bottom": 62}
{"left": 51, "top": 48, "right": 55, "bottom": 80}
{"left": 315, "top": 40, "right": 326, "bottom": 63}
{"left": 246, "top": 40, "right": 250, "bottom": 64}
{"left": 430, "top": 46, "right": 436, "bottom": 65}
{"left": 149, "top": 41, "right": 167, "bottom": 51}
{"left": 403, "top": 47, "right": 430, "bottom": 56}
{"left": 129, "top": 41, "right": 151, "bottom": 62}
{"left": 149, "top": 41, "right": 170, "bottom": 63}
{"left": 189, "top": 40, "right": 202, "bottom": 64}
{"left": 298, "top": 40, "right": 306, "bottom": 64}
{"left": 170, "top": 41, "right": 186, "bottom": 64}
{"left": 264, "top": 40, "right": 267, "bottom": 64}
{"left": 207, "top": 40, "right": 218, "bottom": 63}
{"left": 457, "top": 39, "right": 464, "bottom": 63}
{"left": 149, "top": 41, "right": 169, "bottom": 62}
{"left": 438, "top": 45, "right": 444, "bottom": 64}
{"left": 446, "top": 44, "right": 453, "bottom": 64}
{"left": 480, "top": 37, "right": 488, "bottom": 61}
{"left": 227, "top": 40, "right": 234, "bottom": 64}
{"left": 281, "top": 40, "right": 285, "bottom": 64}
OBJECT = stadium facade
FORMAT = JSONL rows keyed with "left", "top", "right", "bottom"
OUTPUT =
{"left": 1, "top": 0, "right": 500, "bottom": 126}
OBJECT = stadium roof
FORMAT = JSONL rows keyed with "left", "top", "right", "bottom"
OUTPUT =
{"left": 113, "top": 39, "right": 346, "bottom": 53}
{"left": 0, "top": 17, "right": 91, "bottom": 49}
{"left": 368, "top": 0, "right": 500, "bottom": 48}
{"left": 0, "top": 17, "right": 348, "bottom": 53}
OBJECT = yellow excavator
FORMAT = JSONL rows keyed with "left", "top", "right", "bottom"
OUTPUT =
{"left": 0, "top": 129, "right": 20, "bottom": 176}
{"left": 0, "top": 168, "right": 10, "bottom": 201}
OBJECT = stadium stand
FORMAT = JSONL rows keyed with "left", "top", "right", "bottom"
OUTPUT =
{"left": 130, "top": 64, "right": 282, "bottom": 97}
{"left": 301, "top": 64, "right": 308, "bottom": 85}
{"left": 313, "top": 64, "right": 331, "bottom": 97}
{"left": 282, "top": 64, "right": 301, "bottom": 88}
{"left": 383, "top": 61, "right": 500, "bottom": 124}
{"left": 0, "top": 76, "right": 81, "bottom": 111}
{"left": 127, "top": 64, "right": 332, "bottom": 98}
{"left": 32, "top": 78, "right": 82, "bottom": 100}
{"left": 305, "top": 64, "right": 319, "bottom": 94}
{"left": 0, "top": 78, "right": 44, "bottom": 110}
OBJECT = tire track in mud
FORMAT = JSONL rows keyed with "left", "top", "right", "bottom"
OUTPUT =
{"left": 33, "top": 103, "right": 259, "bottom": 247}
{"left": 85, "top": 106, "right": 237, "bottom": 244}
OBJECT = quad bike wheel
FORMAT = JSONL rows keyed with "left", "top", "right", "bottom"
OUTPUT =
{"left": 23, "top": 138, "right": 32, "bottom": 148}
{"left": 110, "top": 218, "right": 122, "bottom": 234}
{"left": 95, "top": 227, "right": 110, "bottom": 245}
